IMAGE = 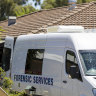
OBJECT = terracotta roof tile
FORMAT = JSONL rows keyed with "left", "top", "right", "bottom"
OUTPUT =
{"left": 57, "top": 2, "right": 96, "bottom": 29}
{"left": 0, "top": 2, "right": 96, "bottom": 39}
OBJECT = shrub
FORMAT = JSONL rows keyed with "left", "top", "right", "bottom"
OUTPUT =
{"left": 0, "top": 68, "right": 26, "bottom": 96}
{"left": 0, "top": 67, "right": 13, "bottom": 88}
{"left": 0, "top": 67, "right": 6, "bottom": 79}
{"left": 0, "top": 67, "right": 6, "bottom": 86}
{"left": 3, "top": 77, "right": 13, "bottom": 88}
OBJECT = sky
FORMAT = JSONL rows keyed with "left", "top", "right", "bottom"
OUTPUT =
{"left": 27, "top": 0, "right": 44, "bottom": 9}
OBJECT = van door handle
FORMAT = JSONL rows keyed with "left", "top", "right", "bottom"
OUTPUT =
{"left": 63, "top": 80, "right": 67, "bottom": 83}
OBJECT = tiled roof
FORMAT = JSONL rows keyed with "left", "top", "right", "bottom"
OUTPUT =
{"left": 0, "top": 1, "right": 96, "bottom": 39}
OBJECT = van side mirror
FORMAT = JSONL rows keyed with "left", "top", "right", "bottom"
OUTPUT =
{"left": 69, "top": 65, "right": 79, "bottom": 79}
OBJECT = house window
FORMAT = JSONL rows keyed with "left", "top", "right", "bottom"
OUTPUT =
{"left": 25, "top": 49, "right": 45, "bottom": 75}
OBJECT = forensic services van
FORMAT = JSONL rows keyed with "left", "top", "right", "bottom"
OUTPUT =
{"left": 2, "top": 25, "right": 96, "bottom": 96}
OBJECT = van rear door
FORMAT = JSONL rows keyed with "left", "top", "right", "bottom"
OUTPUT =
{"left": 2, "top": 36, "right": 14, "bottom": 77}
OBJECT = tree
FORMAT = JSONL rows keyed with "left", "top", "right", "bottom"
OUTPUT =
{"left": 41, "top": 0, "right": 56, "bottom": 9}
{"left": 0, "top": 0, "right": 36, "bottom": 21}
{"left": 14, "top": 0, "right": 28, "bottom": 5}
{"left": 0, "top": 27, "right": 2, "bottom": 36}
{"left": 34, "top": 0, "right": 96, "bottom": 9}
{"left": 0, "top": 0, "right": 16, "bottom": 21}
{"left": 41, "top": 0, "right": 68, "bottom": 9}
{"left": 33, "top": 0, "right": 41, "bottom": 6}
{"left": 55, "top": 0, "right": 68, "bottom": 7}
{"left": 14, "top": 5, "right": 36, "bottom": 17}
{"left": 0, "top": 26, "right": 5, "bottom": 40}
{"left": 32, "top": 0, "right": 68, "bottom": 8}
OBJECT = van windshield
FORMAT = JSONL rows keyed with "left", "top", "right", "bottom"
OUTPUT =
{"left": 79, "top": 50, "right": 96, "bottom": 76}
{"left": 2, "top": 48, "right": 11, "bottom": 71}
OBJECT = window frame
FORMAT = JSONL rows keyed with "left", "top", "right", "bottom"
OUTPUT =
{"left": 25, "top": 49, "right": 45, "bottom": 75}
{"left": 65, "top": 50, "right": 83, "bottom": 81}
{"left": 2, "top": 47, "right": 11, "bottom": 71}
{"left": 66, "top": 50, "right": 78, "bottom": 74}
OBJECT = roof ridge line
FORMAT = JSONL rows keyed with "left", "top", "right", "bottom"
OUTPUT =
{"left": 39, "top": 1, "right": 95, "bottom": 30}
{"left": 17, "top": 1, "right": 96, "bottom": 19}
{"left": 14, "top": 2, "right": 93, "bottom": 19}
{"left": 17, "top": 1, "right": 95, "bottom": 19}
{"left": 15, "top": 6, "right": 69, "bottom": 19}
{"left": 0, "top": 1, "right": 95, "bottom": 23}
{"left": 51, "top": 2, "right": 94, "bottom": 25}
{"left": 0, "top": 6, "right": 68, "bottom": 23}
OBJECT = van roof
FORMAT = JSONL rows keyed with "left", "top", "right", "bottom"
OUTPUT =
{"left": 16, "top": 33, "right": 96, "bottom": 50}
{"left": 47, "top": 25, "right": 84, "bottom": 33}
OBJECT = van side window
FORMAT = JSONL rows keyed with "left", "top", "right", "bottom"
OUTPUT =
{"left": 2, "top": 48, "right": 11, "bottom": 71}
{"left": 66, "top": 50, "right": 78, "bottom": 74}
{"left": 66, "top": 50, "right": 82, "bottom": 81}
{"left": 25, "top": 49, "right": 44, "bottom": 75}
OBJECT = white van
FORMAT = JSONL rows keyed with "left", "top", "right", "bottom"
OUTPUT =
{"left": 2, "top": 26, "right": 96, "bottom": 96}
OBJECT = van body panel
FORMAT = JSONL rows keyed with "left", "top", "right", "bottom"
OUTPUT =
{"left": 70, "top": 33, "right": 96, "bottom": 50}
{"left": 12, "top": 34, "right": 46, "bottom": 73}
{"left": 2, "top": 36, "right": 14, "bottom": 77}
{"left": 4, "top": 33, "right": 96, "bottom": 96}
{"left": 4, "top": 36, "right": 14, "bottom": 49}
